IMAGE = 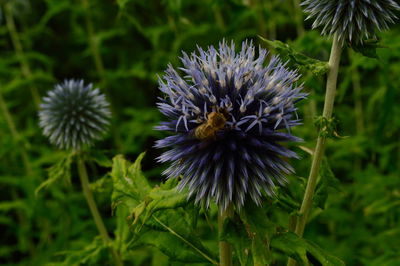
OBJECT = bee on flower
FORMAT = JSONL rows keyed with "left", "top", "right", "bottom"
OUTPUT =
{"left": 155, "top": 41, "right": 307, "bottom": 210}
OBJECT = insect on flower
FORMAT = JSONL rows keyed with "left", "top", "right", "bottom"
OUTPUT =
{"left": 155, "top": 40, "right": 307, "bottom": 210}
{"left": 194, "top": 109, "right": 228, "bottom": 140}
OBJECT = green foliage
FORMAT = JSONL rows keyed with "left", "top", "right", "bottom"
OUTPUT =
{"left": 111, "top": 154, "right": 217, "bottom": 264}
{"left": 56, "top": 237, "right": 109, "bottom": 266}
{"left": 220, "top": 202, "right": 344, "bottom": 265}
{"left": 35, "top": 152, "right": 74, "bottom": 195}
{"left": 259, "top": 37, "right": 329, "bottom": 76}
{"left": 349, "top": 39, "right": 383, "bottom": 59}
{"left": 271, "top": 232, "right": 345, "bottom": 266}
{"left": 314, "top": 158, "right": 341, "bottom": 210}
{"left": 0, "top": 0, "right": 399, "bottom": 265}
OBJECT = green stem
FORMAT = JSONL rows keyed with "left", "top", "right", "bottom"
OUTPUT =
{"left": 267, "top": 0, "right": 276, "bottom": 40}
{"left": 81, "top": 0, "right": 108, "bottom": 88}
{"left": 213, "top": 4, "right": 226, "bottom": 31}
{"left": 4, "top": 3, "right": 41, "bottom": 108}
{"left": 292, "top": 0, "right": 305, "bottom": 37}
{"left": 350, "top": 54, "right": 364, "bottom": 135}
{"left": 350, "top": 52, "right": 364, "bottom": 170}
{"left": 81, "top": 0, "right": 124, "bottom": 152}
{"left": 287, "top": 34, "right": 342, "bottom": 266}
{"left": 76, "top": 155, "right": 123, "bottom": 266}
{"left": 251, "top": 0, "right": 267, "bottom": 37}
{"left": 0, "top": 87, "right": 35, "bottom": 255}
{"left": 0, "top": 89, "right": 32, "bottom": 175}
{"left": 218, "top": 204, "right": 233, "bottom": 266}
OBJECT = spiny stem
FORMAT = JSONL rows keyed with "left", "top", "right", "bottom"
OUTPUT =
{"left": 218, "top": 204, "right": 234, "bottom": 266}
{"left": 4, "top": 3, "right": 41, "bottom": 108}
{"left": 287, "top": 34, "right": 342, "bottom": 266}
{"left": 76, "top": 155, "right": 123, "bottom": 266}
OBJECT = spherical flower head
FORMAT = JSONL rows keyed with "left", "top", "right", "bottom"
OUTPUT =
{"left": 155, "top": 40, "right": 306, "bottom": 210}
{"left": 39, "top": 79, "right": 111, "bottom": 151}
{"left": 302, "top": 0, "right": 400, "bottom": 44}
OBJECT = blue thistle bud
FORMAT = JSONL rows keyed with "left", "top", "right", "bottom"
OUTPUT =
{"left": 302, "top": 0, "right": 400, "bottom": 44}
{"left": 155, "top": 41, "right": 307, "bottom": 210}
{"left": 39, "top": 79, "right": 111, "bottom": 151}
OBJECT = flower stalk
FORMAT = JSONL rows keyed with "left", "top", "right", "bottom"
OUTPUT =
{"left": 0, "top": 89, "right": 32, "bottom": 175}
{"left": 218, "top": 204, "right": 233, "bottom": 266}
{"left": 4, "top": 3, "right": 41, "bottom": 108}
{"left": 81, "top": 0, "right": 108, "bottom": 89}
{"left": 287, "top": 34, "right": 342, "bottom": 266}
{"left": 0, "top": 86, "right": 35, "bottom": 255}
{"left": 76, "top": 155, "right": 123, "bottom": 266}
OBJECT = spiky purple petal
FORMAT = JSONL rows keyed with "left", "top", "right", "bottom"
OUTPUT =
{"left": 155, "top": 41, "right": 306, "bottom": 210}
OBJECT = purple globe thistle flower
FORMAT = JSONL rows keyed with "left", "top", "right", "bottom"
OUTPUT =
{"left": 39, "top": 79, "right": 111, "bottom": 151}
{"left": 155, "top": 41, "right": 306, "bottom": 210}
{"left": 302, "top": 0, "right": 400, "bottom": 44}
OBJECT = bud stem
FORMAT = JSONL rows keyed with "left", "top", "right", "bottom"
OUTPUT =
{"left": 218, "top": 204, "right": 234, "bottom": 266}
{"left": 287, "top": 34, "right": 342, "bottom": 266}
{"left": 77, "top": 155, "right": 123, "bottom": 266}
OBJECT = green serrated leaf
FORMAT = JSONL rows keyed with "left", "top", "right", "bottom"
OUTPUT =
{"left": 220, "top": 218, "right": 251, "bottom": 266}
{"left": 57, "top": 237, "right": 109, "bottom": 266}
{"left": 259, "top": 36, "right": 329, "bottom": 76}
{"left": 134, "top": 186, "right": 189, "bottom": 230}
{"left": 239, "top": 203, "right": 276, "bottom": 266}
{"left": 111, "top": 153, "right": 150, "bottom": 210}
{"left": 35, "top": 153, "right": 74, "bottom": 195}
{"left": 139, "top": 214, "right": 218, "bottom": 265}
{"left": 271, "top": 232, "right": 345, "bottom": 266}
{"left": 114, "top": 205, "right": 132, "bottom": 257}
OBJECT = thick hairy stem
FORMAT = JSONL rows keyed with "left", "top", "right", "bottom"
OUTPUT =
{"left": 287, "top": 34, "right": 342, "bottom": 266}
{"left": 4, "top": 3, "right": 41, "bottom": 107}
{"left": 77, "top": 155, "right": 123, "bottom": 266}
{"left": 218, "top": 204, "right": 234, "bottom": 266}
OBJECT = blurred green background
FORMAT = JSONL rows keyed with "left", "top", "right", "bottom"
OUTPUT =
{"left": 0, "top": 0, "right": 399, "bottom": 265}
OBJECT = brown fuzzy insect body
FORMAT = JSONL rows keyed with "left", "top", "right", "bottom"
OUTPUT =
{"left": 194, "top": 111, "right": 227, "bottom": 140}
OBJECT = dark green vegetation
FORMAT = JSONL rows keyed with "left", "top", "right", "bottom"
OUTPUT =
{"left": 0, "top": 0, "right": 399, "bottom": 265}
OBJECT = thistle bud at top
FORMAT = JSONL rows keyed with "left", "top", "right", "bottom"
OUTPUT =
{"left": 302, "top": 0, "right": 400, "bottom": 44}
{"left": 155, "top": 40, "right": 306, "bottom": 210}
{"left": 39, "top": 79, "right": 111, "bottom": 151}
